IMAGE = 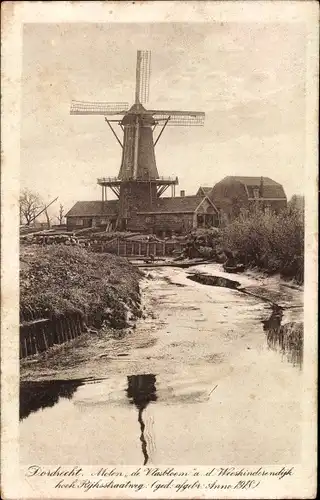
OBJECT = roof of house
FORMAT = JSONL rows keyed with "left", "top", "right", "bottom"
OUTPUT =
{"left": 139, "top": 195, "right": 204, "bottom": 214}
{"left": 213, "top": 176, "right": 287, "bottom": 199}
{"left": 197, "top": 186, "right": 212, "bottom": 195}
{"left": 66, "top": 200, "right": 119, "bottom": 217}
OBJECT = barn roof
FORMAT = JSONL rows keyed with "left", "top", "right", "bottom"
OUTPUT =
{"left": 213, "top": 176, "right": 287, "bottom": 199}
{"left": 224, "top": 176, "right": 278, "bottom": 186}
{"left": 66, "top": 200, "right": 119, "bottom": 217}
{"left": 139, "top": 195, "right": 203, "bottom": 214}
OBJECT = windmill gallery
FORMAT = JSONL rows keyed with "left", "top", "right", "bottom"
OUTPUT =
{"left": 66, "top": 51, "right": 287, "bottom": 236}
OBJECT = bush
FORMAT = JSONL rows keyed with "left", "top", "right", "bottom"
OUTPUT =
{"left": 219, "top": 207, "right": 304, "bottom": 283}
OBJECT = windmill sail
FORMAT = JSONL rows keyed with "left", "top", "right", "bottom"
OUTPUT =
{"left": 149, "top": 110, "right": 205, "bottom": 126}
{"left": 70, "top": 100, "right": 129, "bottom": 115}
{"left": 135, "top": 50, "right": 151, "bottom": 105}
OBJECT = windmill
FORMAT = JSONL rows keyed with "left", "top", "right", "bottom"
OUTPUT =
{"left": 70, "top": 50, "right": 205, "bottom": 230}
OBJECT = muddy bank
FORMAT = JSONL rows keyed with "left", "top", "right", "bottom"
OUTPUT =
{"left": 20, "top": 247, "right": 144, "bottom": 377}
{"left": 21, "top": 263, "right": 303, "bottom": 383}
{"left": 186, "top": 265, "right": 303, "bottom": 368}
{"left": 20, "top": 282, "right": 153, "bottom": 382}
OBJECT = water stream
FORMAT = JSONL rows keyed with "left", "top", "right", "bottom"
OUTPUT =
{"left": 20, "top": 265, "right": 303, "bottom": 465}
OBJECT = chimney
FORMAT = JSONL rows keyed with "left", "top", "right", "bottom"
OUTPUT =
{"left": 180, "top": 190, "right": 185, "bottom": 197}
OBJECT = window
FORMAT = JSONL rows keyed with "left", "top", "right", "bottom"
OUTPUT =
{"left": 75, "top": 219, "right": 84, "bottom": 226}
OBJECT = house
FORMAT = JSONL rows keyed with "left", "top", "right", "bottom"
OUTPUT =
{"left": 207, "top": 176, "right": 287, "bottom": 224}
{"left": 137, "top": 193, "right": 219, "bottom": 236}
{"left": 65, "top": 200, "right": 119, "bottom": 230}
{"left": 65, "top": 191, "right": 219, "bottom": 236}
{"left": 66, "top": 177, "right": 287, "bottom": 234}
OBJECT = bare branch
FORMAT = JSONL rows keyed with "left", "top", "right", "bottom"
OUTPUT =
{"left": 19, "top": 189, "right": 43, "bottom": 225}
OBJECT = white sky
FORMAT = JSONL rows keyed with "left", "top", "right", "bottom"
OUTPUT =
{"left": 21, "top": 22, "right": 306, "bottom": 215}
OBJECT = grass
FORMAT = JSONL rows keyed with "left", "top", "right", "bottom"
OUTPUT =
{"left": 20, "top": 246, "right": 143, "bottom": 328}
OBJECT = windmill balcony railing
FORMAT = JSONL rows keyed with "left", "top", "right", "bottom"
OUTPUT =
{"left": 97, "top": 177, "right": 121, "bottom": 184}
{"left": 97, "top": 176, "right": 178, "bottom": 185}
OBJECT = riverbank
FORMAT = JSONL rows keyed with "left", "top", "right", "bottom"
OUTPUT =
{"left": 21, "top": 246, "right": 143, "bottom": 327}
{"left": 20, "top": 262, "right": 303, "bottom": 382}
{"left": 20, "top": 246, "right": 143, "bottom": 371}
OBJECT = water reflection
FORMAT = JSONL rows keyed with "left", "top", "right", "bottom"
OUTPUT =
{"left": 20, "top": 378, "right": 103, "bottom": 421}
{"left": 262, "top": 305, "right": 303, "bottom": 368}
{"left": 126, "top": 374, "right": 157, "bottom": 465}
{"left": 187, "top": 273, "right": 241, "bottom": 290}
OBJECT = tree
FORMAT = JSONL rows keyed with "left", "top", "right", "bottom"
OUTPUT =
{"left": 19, "top": 189, "right": 42, "bottom": 225}
{"left": 44, "top": 208, "right": 52, "bottom": 229}
{"left": 288, "top": 194, "right": 304, "bottom": 212}
{"left": 57, "top": 204, "right": 65, "bottom": 225}
{"left": 288, "top": 195, "right": 304, "bottom": 222}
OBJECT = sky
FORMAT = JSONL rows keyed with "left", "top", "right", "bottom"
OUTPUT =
{"left": 21, "top": 22, "right": 307, "bottom": 216}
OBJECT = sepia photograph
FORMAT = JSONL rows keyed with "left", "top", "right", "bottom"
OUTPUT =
{"left": 1, "top": 2, "right": 318, "bottom": 499}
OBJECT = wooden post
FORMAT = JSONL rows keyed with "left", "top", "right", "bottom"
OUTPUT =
{"left": 19, "top": 334, "right": 23, "bottom": 359}
{"left": 67, "top": 317, "right": 72, "bottom": 340}
{"left": 42, "top": 325, "right": 48, "bottom": 350}
{"left": 117, "top": 238, "right": 120, "bottom": 256}
{"left": 60, "top": 318, "right": 65, "bottom": 343}
{"left": 25, "top": 333, "right": 30, "bottom": 357}
{"left": 31, "top": 328, "right": 37, "bottom": 355}
{"left": 139, "top": 243, "right": 141, "bottom": 256}
{"left": 163, "top": 242, "right": 165, "bottom": 255}
{"left": 124, "top": 241, "right": 127, "bottom": 256}
{"left": 147, "top": 242, "right": 150, "bottom": 257}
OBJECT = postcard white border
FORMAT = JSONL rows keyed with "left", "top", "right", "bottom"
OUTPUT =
{"left": 1, "top": 1, "right": 318, "bottom": 499}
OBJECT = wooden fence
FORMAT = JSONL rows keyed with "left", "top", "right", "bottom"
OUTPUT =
{"left": 92, "top": 238, "right": 185, "bottom": 257}
{"left": 20, "top": 307, "right": 85, "bottom": 359}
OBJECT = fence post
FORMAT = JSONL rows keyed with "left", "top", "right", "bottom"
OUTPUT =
{"left": 117, "top": 238, "right": 120, "bottom": 256}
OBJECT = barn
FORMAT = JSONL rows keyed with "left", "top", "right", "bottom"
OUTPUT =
{"left": 65, "top": 191, "right": 220, "bottom": 237}
{"left": 66, "top": 177, "right": 287, "bottom": 234}
{"left": 207, "top": 176, "right": 287, "bottom": 225}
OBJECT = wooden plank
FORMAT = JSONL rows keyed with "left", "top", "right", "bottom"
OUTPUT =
{"left": 19, "top": 318, "right": 50, "bottom": 327}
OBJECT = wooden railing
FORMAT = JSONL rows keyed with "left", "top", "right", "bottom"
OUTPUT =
{"left": 20, "top": 308, "right": 85, "bottom": 359}
{"left": 91, "top": 237, "right": 184, "bottom": 257}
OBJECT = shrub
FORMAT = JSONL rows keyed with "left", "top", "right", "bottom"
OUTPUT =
{"left": 219, "top": 207, "right": 304, "bottom": 283}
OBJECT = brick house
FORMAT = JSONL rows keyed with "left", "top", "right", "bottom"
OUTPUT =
{"left": 208, "top": 176, "right": 287, "bottom": 225}
{"left": 66, "top": 192, "right": 219, "bottom": 236}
